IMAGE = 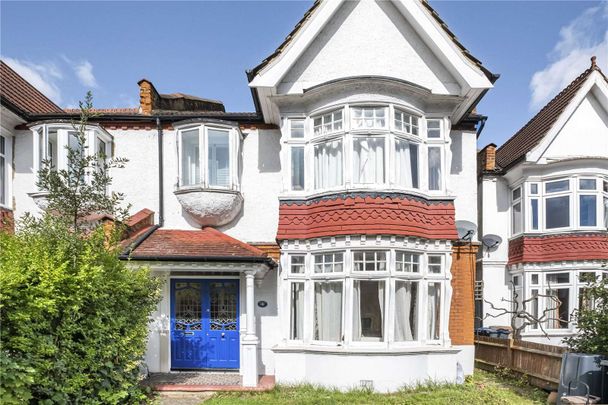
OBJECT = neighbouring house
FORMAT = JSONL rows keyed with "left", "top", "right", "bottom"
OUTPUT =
{"left": 477, "top": 57, "right": 608, "bottom": 345}
{"left": 0, "top": 0, "right": 498, "bottom": 391}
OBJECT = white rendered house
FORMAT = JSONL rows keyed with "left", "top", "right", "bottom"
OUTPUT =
{"left": 477, "top": 58, "right": 608, "bottom": 345}
{"left": 1, "top": 0, "right": 498, "bottom": 391}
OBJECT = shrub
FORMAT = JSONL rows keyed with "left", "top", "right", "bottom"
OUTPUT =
{"left": 0, "top": 216, "right": 161, "bottom": 404}
{"left": 564, "top": 275, "right": 608, "bottom": 356}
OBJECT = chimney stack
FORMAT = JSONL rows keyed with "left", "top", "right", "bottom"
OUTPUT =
{"left": 138, "top": 79, "right": 160, "bottom": 115}
{"left": 479, "top": 143, "right": 497, "bottom": 172}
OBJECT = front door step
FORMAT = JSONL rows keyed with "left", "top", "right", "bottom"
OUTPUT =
{"left": 146, "top": 373, "right": 275, "bottom": 392}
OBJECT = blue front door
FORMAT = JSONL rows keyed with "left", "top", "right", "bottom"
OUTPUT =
{"left": 171, "top": 279, "right": 239, "bottom": 370}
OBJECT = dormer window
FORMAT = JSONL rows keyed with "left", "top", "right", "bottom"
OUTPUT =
{"left": 177, "top": 124, "right": 239, "bottom": 190}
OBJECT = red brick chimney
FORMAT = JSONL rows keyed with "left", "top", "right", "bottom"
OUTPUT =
{"left": 478, "top": 143, "right": 497, "bottom": 172}
{"left": 138, "top": 79, "right": 160, "bottom": 115}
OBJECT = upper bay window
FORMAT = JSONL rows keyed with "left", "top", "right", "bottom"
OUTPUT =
{"left": 32, "top": 124, "right": 112, "bottom": 186}
{"left": 283, "top": 105, "right": 445, "bottom": 194}
{"left": 177, "top": 124, "right": 239, "bottom": 190}
{"left": 511, "top": 176, "right": 608, "bottom": 236}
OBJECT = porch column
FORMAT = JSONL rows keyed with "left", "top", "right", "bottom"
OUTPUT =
{"left": 242, "top": 270, "right": 259, "bottom": 387}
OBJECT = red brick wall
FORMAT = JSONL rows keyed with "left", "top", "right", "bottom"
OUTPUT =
{"left": 0, "top": 207, "right": 14, "bottom": 234}
{"left": 449, "top": 243, "right": 478, "bottom": 346}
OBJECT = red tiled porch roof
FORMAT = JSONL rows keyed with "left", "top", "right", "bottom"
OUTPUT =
{"left": 127, "top": 227, "right": 272, "bottom": 263}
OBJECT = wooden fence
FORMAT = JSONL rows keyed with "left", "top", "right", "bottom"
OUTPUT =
{"left": 475, "top": 336, "right": 566, "bottom": 390}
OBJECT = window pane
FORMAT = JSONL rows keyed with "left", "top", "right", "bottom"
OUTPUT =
{"left": 353, "top": 280, "right": 385, "bottom": 341}
{"left": 512, "top": 187, "right": 521, "bottom": 201}
{"left": 428, "top": 255, "right": 442, "bottom": 274}
{"left": 395, "top": 281, "right": 418, "bottom": 341}
{"left": 314, "top": 282, "right": 342, "bottom": 341}
{"left": 353, "top": 137, "right": 385, "bottom": 184}
{"left": 512, "top": 202, "right": 522, "bottom": 234}
{"left": 396, "top": 252, "right": 420, "bottom": 272}
{"left": 48, "top": 129, "right": 58, "bottom": 170}
{"left": 531, "top": 274, "right": 539, "bottom": 284}
{"left": 353, "top": 250, "right": 386, "bottom": 272}
{"left": 531, "top": 199, "right": 539, "bottom": 230}
{"left": 546, "top": 196, "right": 570, "bottom": 229}
{"left": 580, "top": 195, "right": 597, "bottom": 226}
{"left": 530, "top": 183, "right": 538, "bottom": 195}
{"left": 290, "top": 119, "right": 305, "bottom": 138}
{"left": 427, "top": 119, "right": 441, "bottom": 138}
{"left": 314, "top": 140, "right": 343, "bottom": 189}
{"left": 313, "top": 252, "right": 343, "bottom": 273}
{"left": 0, "top": 154, "right": 4, "bottom": 205}
{"left": 395, "top": 139, "right": 418, "bottom": 188}
{"left": 579, "top": 179, "right": 596, "bottom": 190}
{"left": 290, "top": 283, "right": 305, "bottom": 340}
{"left": 546, "top": 273, "right": 569, "bottom": 284}
{"left": 208, "top": 129, "right": 230, "bottom": 187}
{"left": 290, "top": 255, "right": 305, "bottom": 274}
{"left": 531, "top": 289, "right": 539, "bottom": 329}
{"left": 352, "top": 107, "right": 386, "bottom": 130}
{"left": 428, "top": 282, "right": 441, "bottom": 340}
{"left": 37, "top": 129, "right": 44, "bottom": 169}
{"left": 428, "top": 147, "right": 441, "bottom": 190}
{"left": 546, "top": 288, "right": 569, "bottom": 329}
{"left": 291, "top": 147, "right": 305, "bottom": 190}
{"left": 181, "top": 129, "right": 200, "bottom": 186}
{"left": 0, "top": 136, "right": 4, "bottom": 155}
{"left": 545, "top": 179, "right": 569, "bottom": 193}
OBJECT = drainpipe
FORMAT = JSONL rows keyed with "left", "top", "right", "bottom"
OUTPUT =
{"left": 156, "top": 116, "right": 164, "bottom": 227}
{"left": 476, "top": 116, "right": 488, "bottom": 138}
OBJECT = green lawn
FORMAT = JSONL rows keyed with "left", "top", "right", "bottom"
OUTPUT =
{"left": 205, "top": 369, "right": 547, "bottom": 405}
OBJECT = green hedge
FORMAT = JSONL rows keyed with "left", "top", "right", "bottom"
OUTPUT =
{"left": 0, "top": 217, "right": 161, "bottom": 404}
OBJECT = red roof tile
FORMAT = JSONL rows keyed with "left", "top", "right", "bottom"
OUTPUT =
{"left": 496, "top": 59, "right": 607, "bottom": 170}
{"left": 0, "top": 60, "right": 63, "bottom": 117}
{"left": 508, "top": 233, "right": 608, "bottom": 265}
{"left": 278, "top": 193, "right": 458, "bottom": 241}
{"left": 130, "top": 227, "right": 269, "bottom": 260}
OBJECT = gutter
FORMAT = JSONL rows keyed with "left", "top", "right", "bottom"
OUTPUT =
{"left": 156, "top": 117, "right": 164, "bottom": 227}
{"left": 123, "top": 254, "right": 277, "bottom": 268}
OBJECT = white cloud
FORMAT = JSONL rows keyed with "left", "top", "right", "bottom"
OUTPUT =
{"left": 74, "top": 60, "right": 98, "bottom": 88}
{"left": 529, "top": 3, "right": 608, "bottom": 109}
{"left": 3, "top": 57, "right": 63, "bottom": 104}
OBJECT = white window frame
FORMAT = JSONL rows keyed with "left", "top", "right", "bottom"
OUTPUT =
{"left": 511, "top": 185, "right": 523, "bottom": 236}
{"left": 282, "top": 247, "right": 449, "bottom": 349}
{"left": 0, "top": 134, "right": 10, "bottom": 209}
{"left": 394, "top": 109, "right": 420, "bottom": 136}
{"left": 313, "top": 108, "right": 344, "bottom": 137}
{"left": 176, "top": 124, "right": 239, "bottom": 191}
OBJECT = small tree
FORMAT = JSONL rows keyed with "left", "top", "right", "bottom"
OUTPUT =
{"left": 482, "top": 282, "right": 567, "bottom": 340}
{"left": 564, "top": 276, "right": 608, "bottom": 355}
{"left": 36, "top": 91, "right": 128, "bottom": 231}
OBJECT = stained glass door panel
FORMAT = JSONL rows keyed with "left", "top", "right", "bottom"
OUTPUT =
{"left": 171, "top": 281, "right": 206, "bottom": 369}
{"left": 204, "top": 281, "right": 240, "bottom": 369}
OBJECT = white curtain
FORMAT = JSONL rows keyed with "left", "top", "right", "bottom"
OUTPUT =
{"left": 290, "top": 283, "right": 304, "bottom": 340}
{"left": 352, "top": 281, "right": 361, "bottom": 341}
{"left": 314, "top": 140, "right": 343, "bottom": 189}
{"left": 314, "top": 282, "right": 342, "bottom": 341}
{"left": 378, "top": 281, "right": 385, "bottom": 340}
{"left": 353, "top": 137, "right": 384, "bottom": 184}
{"left": 396, "top": 140, "right": 418, "bottom": 188}
{"left": 395, "top": 281, "right": 416, "bottom": 341}
{"left": 181, "top": 129, "right": 200, "bottom": 186}
{"left": 428, "top": 147, "right": 441, "bottom": 190}
{"left": 428, "top": 283, "right": 441, "bottom": 340}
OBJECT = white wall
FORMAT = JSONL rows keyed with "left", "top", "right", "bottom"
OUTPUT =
{"left": 540, "top": 92, "right": 608, "bottom": 161}
{"left": 279, "top": 0, "right": 459, "bottom": 95}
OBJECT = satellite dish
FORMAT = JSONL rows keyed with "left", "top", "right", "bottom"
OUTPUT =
{"left": 455, "top": 220, "right": 477, "bottom": 241}
{"left": 482, "top": 234, "right": 502, "bottom": 250}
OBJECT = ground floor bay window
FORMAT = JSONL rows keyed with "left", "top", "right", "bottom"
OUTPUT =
{"left": 281, "top": 243, "right": 451, "bottom": 347}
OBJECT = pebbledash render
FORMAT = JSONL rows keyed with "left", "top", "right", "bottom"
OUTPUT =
{"left": 0, "top": 0, "right": 500, "bottom": 391}
{"left": 477, "top": 58, "right": 608, "bottom": 345}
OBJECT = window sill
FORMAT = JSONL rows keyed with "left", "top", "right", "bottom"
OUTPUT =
{"left": 280, "top": 187, "right": 455, "bottom": 202}
{"left": 272, "top": 344, "right": 459, "bottom": 355}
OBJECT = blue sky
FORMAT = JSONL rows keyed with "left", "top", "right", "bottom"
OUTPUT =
{"left": 1, "top": 1, "right": 607, "bottom": 147}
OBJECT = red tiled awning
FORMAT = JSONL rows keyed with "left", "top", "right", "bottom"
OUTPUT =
{"left": 124, "top": 227, "right": 273, "bottom": 265}
{"left": 508, "top": 233, "right": 608, "bottom": 265}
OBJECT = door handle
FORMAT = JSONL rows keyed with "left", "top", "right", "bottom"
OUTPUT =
{"left": 184, "top": 332, "right": 194, "bottom": 336}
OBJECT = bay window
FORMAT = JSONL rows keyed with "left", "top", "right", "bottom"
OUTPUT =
{"left": 177, "top": 124, "right": 238, "bottom": 189}
{"left": 284, "top": 247, "right": 449, "bottom": 347}
{"left": 33, "top": 124, "right": 112, "bottom": 187}
{"left": 511, "top": 176, "right": 608, "bottom": 234}
{"left": 282, "top": 104, "right": 447, "bottom": 194}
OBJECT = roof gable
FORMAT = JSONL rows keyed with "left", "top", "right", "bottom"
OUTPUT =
{"left": 0, "top": 60, "right": 63, "bottom": 117}
{"left": 277, "top": 0, "right": 459, "bottom": 95}
{"left": 496, "top": 60, "right": 608, "bottom": 169}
